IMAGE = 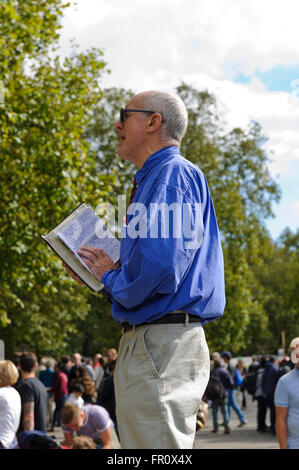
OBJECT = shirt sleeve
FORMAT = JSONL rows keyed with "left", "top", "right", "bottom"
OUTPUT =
{"left": 19, "top": 383, "right": 35, "bottom": 403}
{"left": 91, "top": 406, "right": 113, "bottom": 433}
{"left": 274, "top": 377, "right": 289, "bottom": 407}
{"left": 101, "top": 184, "right": 200, "bottom": 310}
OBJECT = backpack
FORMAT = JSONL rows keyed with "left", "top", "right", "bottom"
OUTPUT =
{"left": 17, "top": 431, "right": 64, "bottom": 449}
{"left": 243, "top": 371, "right": 257, "bottom": 395}
{"left": 205, "top": 372, "right": 225, "bottom": 400}
{"left": 277, "top": 364, "right": 292, "bottom": 381}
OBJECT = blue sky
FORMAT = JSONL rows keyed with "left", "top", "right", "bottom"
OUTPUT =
{"left": 233, "top": 66, "right": 299, "bottom": 238}
{"left": 235, "top": 65, "right": 299, "bottom": 93}
{"left": 59, "top": 0, "right": 299, "bottom": 240}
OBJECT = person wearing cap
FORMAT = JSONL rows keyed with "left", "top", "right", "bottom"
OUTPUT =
{"left": 275, "top": 337, "right": 299, "bottom": 449}
{"left": 222, "top": 351, "right": 247, "bottom": 427}
{"left": 64, "top": 90, "right": 225, "bottom": 449}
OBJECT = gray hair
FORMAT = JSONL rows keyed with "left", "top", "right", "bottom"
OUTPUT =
{"left": 141, "top": 91, "right": 188, "bottom": 146}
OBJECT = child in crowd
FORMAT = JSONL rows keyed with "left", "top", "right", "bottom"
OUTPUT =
{"left": 66, "top": 383, "right": 84, "bottom": 408}
{"left": 72, "top": 436, "right": 96, "bottom": 449}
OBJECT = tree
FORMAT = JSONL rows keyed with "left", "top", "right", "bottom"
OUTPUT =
{"left": 0, "top": 0, "right": 112, "bottom": 357}
{"left": 253, "top": 228, "right": 299, "bottom": 352}
{"left": 177, "top": 83, "right": 281, "bottom": 353}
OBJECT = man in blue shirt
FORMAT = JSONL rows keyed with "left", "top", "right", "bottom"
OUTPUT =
{"left": 66, "top": 90, "right": 225, "bottom": 448}
{"left": 275, "top": 337, "right": 299, "bottom": 449}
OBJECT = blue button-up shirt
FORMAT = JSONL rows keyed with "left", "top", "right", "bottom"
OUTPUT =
{"left": 101, "top": 146, "right": 225, "bottom": 325}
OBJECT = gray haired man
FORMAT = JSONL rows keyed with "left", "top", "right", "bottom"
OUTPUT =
{"left": 65, "top": 90, "right": 225, "bottom": 448}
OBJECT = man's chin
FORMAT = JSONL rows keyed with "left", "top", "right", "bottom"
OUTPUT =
{"left": 118, "top": 148, "right": 130, "bottom": 161}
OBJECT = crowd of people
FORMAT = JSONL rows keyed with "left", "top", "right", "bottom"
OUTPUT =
{"left": 0, "top": 349, "right": 120, "bottom": 449}
{"left": 0, "top": 342, "right": 298, "bottom": 449}
{"left": 205, "top": 349, "right": 297, "bottom": 447}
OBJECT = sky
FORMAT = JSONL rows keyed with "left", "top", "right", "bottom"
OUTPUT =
{"left": 58, "top": 0, "right": 299, "bottom": 240}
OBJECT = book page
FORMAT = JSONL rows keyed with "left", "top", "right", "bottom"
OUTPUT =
{"left": 56, "top": 206, "right": 120, "bottom": 267}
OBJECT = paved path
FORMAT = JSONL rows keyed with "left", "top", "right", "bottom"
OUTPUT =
{"left": 194, "top": 390, "right": 279, "bottom": 449}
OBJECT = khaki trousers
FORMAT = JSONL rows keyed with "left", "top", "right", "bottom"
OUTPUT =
{"left": 114, "top": 322, "right": 210, "bottom": 449}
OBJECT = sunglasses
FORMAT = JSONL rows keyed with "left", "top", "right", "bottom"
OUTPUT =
{"left": 120, "top": 108, "right": 165, "bottom": 123}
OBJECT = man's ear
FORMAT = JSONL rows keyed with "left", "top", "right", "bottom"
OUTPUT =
{"left": 147, "top": 113, "right": 163, "bottom": 133}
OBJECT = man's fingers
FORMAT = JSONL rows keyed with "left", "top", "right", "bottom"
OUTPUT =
{"left": 79, "top": 246, "right": 105, "bottom": 256}
{"left": 77, "top": 249, "right": 97, "bottom": 263}
{"left": 62, "top": 262, "right": 84, "bottom": 285}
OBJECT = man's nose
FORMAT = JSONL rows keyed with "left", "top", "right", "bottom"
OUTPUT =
{"left": 115, "top": 119, "right": 123, "bottom": 130}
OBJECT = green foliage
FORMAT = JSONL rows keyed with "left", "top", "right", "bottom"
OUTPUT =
{"left": 176, "top": 83, "right": 282, "bottom": 353}
{"left": 253, "top": 228, "right": 299, "bottom": 351}
{"left": 0, "top": 0, "right": 112, "bottom": 357}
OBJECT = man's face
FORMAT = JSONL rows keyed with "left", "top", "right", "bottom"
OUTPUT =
{"left": 67, "top": 411, "right": 85, "bottom": 431}
{"left": 115, "top": 95, "right": 148, "bottom": 164}
{"left": 107, "top": 351, "right": 115, "bottom": 362}
{"left": 290, "top": 339, "right": 299, "bottom": 368}
{"left": 73, "top": 353, "right": 81, "bottom": 365}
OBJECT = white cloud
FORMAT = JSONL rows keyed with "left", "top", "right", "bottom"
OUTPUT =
{"left": 60, "top": 0, "right": 299, "bottom": 81}
{"left": 58, "top": 0, "right": 299, "bottom": 237}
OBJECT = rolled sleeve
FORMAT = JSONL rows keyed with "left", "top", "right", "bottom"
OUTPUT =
{"left": 274, "top": 377, "right": 289, "bottom": 408}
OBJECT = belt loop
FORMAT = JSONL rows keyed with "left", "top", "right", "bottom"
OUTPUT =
{"left": 132, "top": 324, "right": 136, "bottom": 332}
{"left": 184, "top": 313, "right": 189, "bottom": 327}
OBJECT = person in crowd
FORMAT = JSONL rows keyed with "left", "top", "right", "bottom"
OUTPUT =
{"left": 94, "top": 356, "right": 105, "bottom": 400}
{"left": 66, "top": 383, "right": 85, "bottom": 408}
{"left": 60, "top": 355, "right": 73, "bottom": 382}
{"left": 93, "top": 354, "right": 102, "bottom": 370}
{"left": 11, "top": 354, "right": 23, "bottom": 389}
{"left": 275, "top": 337, "right": 299, "bottom": 449}
{"left": 82, "top": 357, "right": 96, "bottom": 381}
{"left": 107, "top": 348, "right": 117, "bottom": 363}
{"left": 39, "top": 360, "right": 55, "bottom": 430}
{"left": 0, "top": 360, "right": 21, "bottom": 449}
{"left": 222, "top": 351, "right": 247, "bottom": 427}
{"left": 277, "top": 356, "right": 293, "bottom": 381}
{"left": 49, "top": 362, "right": 68, "bottom": 431}
{"left": 261, "top": 355, "right": 278, "bottom": 435}
{"left": 16, "top": 352, "right": 47, "bottom": 433}
{"left": 248, "top": 355, "right": 260, "bottom": 373}
{"left": 209, "top": 359, "right": 234, "bottom": 434}
{"left": 101, "top": 355, "right": 110, "bottom": 380}
{"left": 61, "top": 403, "right": 120, "bottom": 449}
{"left": 236, "top": 357, "right": 247, "bottom": 410}
{"left": 210, "top": 352, "right": 221, "bottom": 369}
{"left": 73, "top": 366, "right": 95, "bottom": 404}
{"left": 72, "top": 435, "right": 96, "bottom": 449}
{"left": 69, "top": 353, "right": 83, "bottom": 391}
{"left": 63, "top": 90, "right": 225, "bottom": 449}
{"left": 97, "top": 360, "right": 118, "bottom": 438}
{"left": 254, "top": 356, "right": 268, "bottom": 432}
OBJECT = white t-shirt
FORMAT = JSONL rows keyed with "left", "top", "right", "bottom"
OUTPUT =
{"left": 66, "top": 393, "right": 84, "bottom": 408}
{"left": 0, "top": 386, "right": 21, "bottom": 448}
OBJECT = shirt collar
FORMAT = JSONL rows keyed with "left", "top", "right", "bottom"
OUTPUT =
{"left": 134, "top": 145, "right": 181, "bottom": 185}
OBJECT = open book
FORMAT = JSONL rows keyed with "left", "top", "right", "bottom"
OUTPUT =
{"left": 41, "top": 203, "right": 120, "bottom": 292}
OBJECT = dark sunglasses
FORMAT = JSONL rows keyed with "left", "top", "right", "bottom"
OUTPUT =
{"left": 120, "top": 108, "right": 165, "bottom": 123}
